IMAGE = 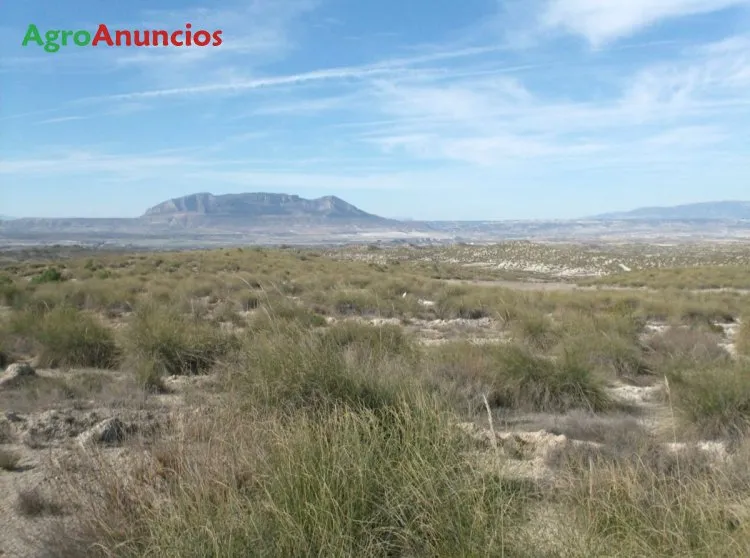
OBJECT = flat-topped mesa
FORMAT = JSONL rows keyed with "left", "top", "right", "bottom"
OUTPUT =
{"left": 141, "top": 192, "right": 381, "bottom": 220}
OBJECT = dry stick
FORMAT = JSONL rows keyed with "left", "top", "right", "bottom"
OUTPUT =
{"left": 482, "top": 394, "right": 498, "bottom": 454}
{"left": 664, "top": 375, "right": 681, "bottom": 480}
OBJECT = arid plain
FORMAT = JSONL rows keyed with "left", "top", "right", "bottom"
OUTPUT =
{"left": 1, "top": 240, "right": 750, "bottom": 557}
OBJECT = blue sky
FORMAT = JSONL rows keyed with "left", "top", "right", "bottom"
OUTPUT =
{"left": 1, "top": 0, "right": 749, "bottom": 220}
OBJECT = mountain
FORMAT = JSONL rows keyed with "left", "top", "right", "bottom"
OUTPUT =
{"left": 590, "top": 201, "right": 750, "bottom": 220}
{"left": 0, "top": 215, "right": 16, "bottom": 221}
{"left": 142, "top": 192, "right": 384, "bottom": 222}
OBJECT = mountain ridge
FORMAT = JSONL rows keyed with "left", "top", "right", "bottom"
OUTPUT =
{"left": 142, "top": 192, "right": 384, "bottom": 222}
{"left": 589, "top": 201, "right": 750, "bottom": 220}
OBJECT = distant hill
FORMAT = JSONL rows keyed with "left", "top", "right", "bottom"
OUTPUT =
{"left": 0, "top": 215, "right": 16, "bottom": 221}
{"left": 590, "top": 201, "right": 750, "bottom": 220}
{"left": 142, "top": 192, "right": 385, "bottom": 222}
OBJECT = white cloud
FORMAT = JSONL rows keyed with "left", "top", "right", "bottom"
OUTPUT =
{"left": 352, "top": 32, "right": 750, "bottom": 166}
{"left": 540, "top": 0, "right": 750, "bottom": 46}
{"left": 35, "top": 116, "right": 89, "bottom": 125}
{"left": 78, "top": 46, "right": 512, "bottom": 103}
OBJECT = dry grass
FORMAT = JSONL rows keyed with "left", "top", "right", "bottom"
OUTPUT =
{"left": 123, "top": 301, "right": 240, "bottom": 390}
{"left": 583, "top": 265, "right": 750, "bottom": 290}
{"left": 426, "top": 341, "right": 612, "bottom": 414}
{"left": 16, "top": 487, "right": 65, "bottom": 517}
{"left": 555, "top": 448, "right": 750, "bottom": 557}
{"left": 671, "top": 362, "right": 750, "bottom": 440}
{"left": 4, "top": 305, "right": 119, "bottom": 369}
{"left": 739, "top": 317, "right": 750, "bottom": 357}
{"left": 1, "top": 243, "right": 750, "bottom": 557}
{"left": 47, "top": 401, "right": 539, "bottom": 557}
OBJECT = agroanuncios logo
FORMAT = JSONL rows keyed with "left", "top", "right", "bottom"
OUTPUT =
{"left": 21, "top": 23, "right": 223, "bottom": 53}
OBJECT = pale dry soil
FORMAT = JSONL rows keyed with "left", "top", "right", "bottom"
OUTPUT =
{"left": 0, "top": 369, "right": 218, "bottom": 558}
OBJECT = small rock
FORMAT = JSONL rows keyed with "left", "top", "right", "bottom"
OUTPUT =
{"left": 77, "top": 418, "right": 129, "bottom": 447}
{"left": 4, "top": 411, "right": 25, "bottom": 423}
{"left": 0, "top": 362, "right": 36, "bottom": 389}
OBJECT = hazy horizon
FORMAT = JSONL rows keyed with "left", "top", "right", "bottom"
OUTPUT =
{"left": 2, "top": 193, "right": 750, "bottom": 222}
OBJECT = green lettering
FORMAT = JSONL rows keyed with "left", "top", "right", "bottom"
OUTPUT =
{"left": 62, "top": 30, "right": 73, "bottom": 46}
{"left": 44, "top": 30, "right": 60, "bottom": 53}
{"left": 73, "top": 30, "right": 91, "bottom": 46}
{"left": 21, "top": 24, "right": 43, "bottom": 47}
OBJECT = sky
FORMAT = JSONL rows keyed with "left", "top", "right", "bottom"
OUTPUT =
{"left": 1, "top": 0, "right": 749, "bottom": 220}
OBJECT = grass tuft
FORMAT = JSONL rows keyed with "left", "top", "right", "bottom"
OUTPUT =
{"left": 7, "top": 306, "right": 119, "bottom": 369}
{"left": 124, "top": 302, "right": 239, "bottom": 389}
{"left": 672, "top": 362, "right": 750, "bottom": 440}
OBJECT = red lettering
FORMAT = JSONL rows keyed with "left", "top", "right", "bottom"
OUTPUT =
{"left": 185, "top": 23, "right": 192, "bottom": 46}
{"left": 212, "top": 30, "right": 223, "bottom": 46}
{"left": 115, "top": 30, "right": 131, "bottom": 46}
{"left": 152, "top": 30, "right": 168, "bottom": 46}
{"left": 193, "top": 30, "right": 211, "bottom": 46}
{"left": 170, "top": 30, "right": 183, "bottom": 46}
{"left": 133, "top": 30, "right": 150, "bottom": 47}
{"left": 91, "top": 24, "right": 113, "bottom": 46}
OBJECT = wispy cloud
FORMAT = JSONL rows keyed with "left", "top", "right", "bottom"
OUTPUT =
{"left": 353, "top": 32, "right": 750, "bottom": 166}
{"left": 35, "top": 116, "right": 89, "bottom": 125}
{"left": 78, "top": 46, "right": 512, "bottom": 103}
{"left": 539, "top": 0, "right": 750, "bottom": 46}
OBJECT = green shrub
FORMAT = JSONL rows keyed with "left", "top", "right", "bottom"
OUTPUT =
{"left": 672, "top": 362, "right": 750, "bottom": 440}
{"left": 511, "top": 311, "right": 560, "bottom": 351}
{"left": 9, "top": 306, "right": 119, "bottom": 369}
{"left": 321, "top": 321, "right": 416, "bottom": 360}
{"left": 430, "top": 342, "right": 611, "bottom": 413}
{"left": 30, "top": 268, "right": 64, "bottom": 285}
{"left": 558, "top": 332, "right": 651, "bottom": 381}
{"left": 124, "top": 302, "right": 238, "bottom": 388}
{"left": 227, "top": 324, "right": 416, "bottom": 415}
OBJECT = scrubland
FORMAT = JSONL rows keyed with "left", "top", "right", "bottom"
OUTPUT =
{"left": 1, "top": 242, "right": 750, "bottom": 557}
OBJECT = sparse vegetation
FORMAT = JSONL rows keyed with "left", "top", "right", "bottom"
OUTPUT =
{"left": 4, "top": 305, "right": 119, "bottom": 369}
{"left": 15, "top": 487, "right": 65, "bottom": 517}
{"left": 0, "top": 242, "right": 749, "bottom": 556}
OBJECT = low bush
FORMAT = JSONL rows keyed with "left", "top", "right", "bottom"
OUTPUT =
{"left": 429, "top": 342, "right": 612, "bottom": 413}
{"left": 30, "top": 267, "right": 64, "bottom": 285}
{"left": 7, "top": 306, "right": 119, "bottom": 369}
{"left": 671, "top": 362, "right": 750, "bottom": 440}
{"left": 124, "top": 302, "right": 238, "bottom": 389}
{"left": 226, "top": 323, "right": 418, "bottom": 415}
